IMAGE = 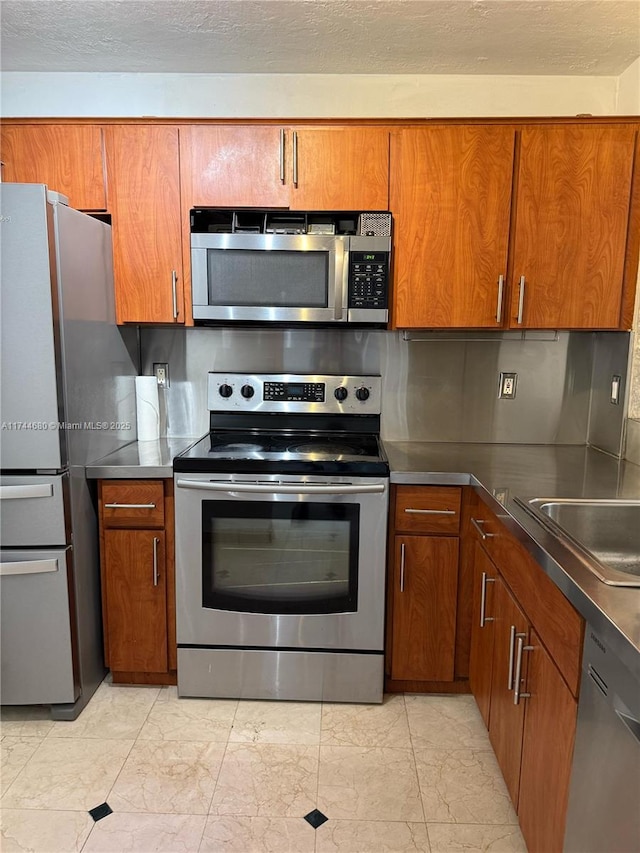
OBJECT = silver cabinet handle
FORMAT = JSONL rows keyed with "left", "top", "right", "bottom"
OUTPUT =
{"left": 152, "top": 536, "right": 159, "bottom": 586}
{"left": 496, "top": 274, "right": 504, "bottom": 323}
{"left": 405, "top": 508, "right": 455, "bottom": 516}
{"left": 471, "top": 517, "right": 495, "bottom": 540}
{"left": 0, "top": 484, "right": 54, "bottom": 500}
{"left": 0, "top": 558, "right": 59, "bottom": 576}
{"left": 513, "top": 635, "right": 533, "bottom": 704}
{"left": 279, "top": 128, "right": 285, "bottom": 183}
{"left": 104, "top": 502, "right": 156, "bottom": 509}
{"left": 400, "top": 542, "right": 406, "bottom": 592}
{"left": 171, "top": 270, "right": 178, "bottom": 320}
{"left": 479, "top": 571, "right": 495, "bottom": 627}
{"left": 516, "top": 275, "right": 526, "bottom": 325}
{"left": 292, "top": 131, "right": 299, "bottom": 187}
{"left": 508, "top": 628, "right": 527, "bottom": 689}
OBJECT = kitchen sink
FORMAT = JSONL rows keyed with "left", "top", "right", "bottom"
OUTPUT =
{"left": 515, "top": 498, "right": 640, "bottom": 587}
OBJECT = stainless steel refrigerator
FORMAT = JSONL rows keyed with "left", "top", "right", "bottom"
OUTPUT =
{"left": 0, "top": 183, "right": 138, "bottom": 719}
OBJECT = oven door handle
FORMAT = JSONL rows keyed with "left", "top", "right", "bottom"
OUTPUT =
{"left": 175, "top": 478, "right": 386, "bottom": 495}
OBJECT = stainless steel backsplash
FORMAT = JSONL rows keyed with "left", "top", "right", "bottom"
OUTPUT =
{"left": 140, "top": 328, "right": 630, "bottom": 452}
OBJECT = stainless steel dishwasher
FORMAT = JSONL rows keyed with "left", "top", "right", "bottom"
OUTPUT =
{"left": 564, "top": 626, "right": 640, "bottom": 852}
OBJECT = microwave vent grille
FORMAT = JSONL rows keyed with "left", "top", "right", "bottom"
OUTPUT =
{"left": 357, "top": 213, "right": 391, "bottom": 237}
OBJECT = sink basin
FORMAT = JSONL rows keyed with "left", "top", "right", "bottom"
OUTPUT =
{"left": 515, "top": 498, "right": 640, "bottom": 587}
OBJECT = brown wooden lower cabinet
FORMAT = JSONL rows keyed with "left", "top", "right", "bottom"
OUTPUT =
{"left": 390, "top": 534, "right": 458, "bottom": 682}
{"left": 487, "top": 575, "right": 529, "bottom": 807}
{"left": 518, "top": 629, "right": 577, "bottom": 853}
{"left": 98, "top": 478, "right": 176, "bottom": 685}
{"left": 103, "top": 529, "right": 167, "bottom": 673}
{"left": 385, "top": 485, "right": 467, "bottom": 691}
{"left": 468, "top": 499, "right": 582, "bottom": 853}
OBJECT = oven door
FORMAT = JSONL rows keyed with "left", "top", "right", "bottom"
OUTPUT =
{"left": 174, "top": 473, "right": 388, "bottom": 651}
{"left": 190, "top": 233, "right": 348, "bottom": 323}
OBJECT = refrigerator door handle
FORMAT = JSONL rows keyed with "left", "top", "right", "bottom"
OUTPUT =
{"left": 0, "top": 483, "right": 54, "bottom": 500}
{"left": 0, "top": 558, "right": 59, "bottom": 576}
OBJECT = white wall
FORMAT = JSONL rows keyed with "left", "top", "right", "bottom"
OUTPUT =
{"left": 0, "top": 71, "right": 619, "bottom": 118}
{"left": 616, "top": 57, "right": 640, "bottom": 114}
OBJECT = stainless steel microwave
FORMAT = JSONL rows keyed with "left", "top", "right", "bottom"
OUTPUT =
{"left": 190, "top": 209, "right": 392, "bottom": 326}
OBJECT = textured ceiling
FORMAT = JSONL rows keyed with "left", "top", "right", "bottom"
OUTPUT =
{"left": 1, "top": 0, "right": 639, "bottom": 76}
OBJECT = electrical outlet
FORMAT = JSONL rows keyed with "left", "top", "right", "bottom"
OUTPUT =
{"left": 610, "top": 374, "right": 621, "bottom": 405}
{"left": 493, "top": 487, "right": 509, "bottom": 506}
{"left": 498, "top": 372, "right": 517, "bottom": 399}
{"left": 154, "top": 363, "right": 169, "bottom": 388}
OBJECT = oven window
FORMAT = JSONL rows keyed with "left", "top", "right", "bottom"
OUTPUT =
{"left": 206, "top": 249, "right": 328, "bottom": 307}
{"left": 201, "top": 500, "right": 359, "bottom": 615}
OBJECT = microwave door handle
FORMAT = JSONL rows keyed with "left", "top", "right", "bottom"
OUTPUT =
{"left": 334, "top": 238, "right": 348, "bottom": 321}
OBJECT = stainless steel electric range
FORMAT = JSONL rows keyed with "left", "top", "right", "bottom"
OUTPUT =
{"left": 173, "top": 373, "right": 389, "bottom": 703}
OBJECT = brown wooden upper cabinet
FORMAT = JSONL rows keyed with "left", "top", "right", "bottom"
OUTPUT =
{"left": 0, "top": 124, "right": 107, "bottom": 211}
{"left": 390, "top": 125, "right": 515, "bottom": 328}
{"left": 508, "top": 124, "right": 637, "bottom": 329}
{"left": 104, "top": 125, "right": 184, "bottom": 324}
{"left": 390, "top": 122, "right": 639, "bottom": 331}
{"left": 180, "top": 125, "right": 390, "bottom": 210}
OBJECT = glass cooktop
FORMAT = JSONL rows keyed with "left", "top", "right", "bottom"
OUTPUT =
{"left": 173, "top": 430, "right": 388, "bottom": 475}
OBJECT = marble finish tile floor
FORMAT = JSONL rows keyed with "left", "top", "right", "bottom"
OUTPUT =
{"left": 0, "top": 683, "right": 527, "bottom": 852}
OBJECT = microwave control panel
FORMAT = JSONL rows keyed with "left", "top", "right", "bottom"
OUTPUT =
{"left": 348, "top": 252, "right": 389, "bottom": 310}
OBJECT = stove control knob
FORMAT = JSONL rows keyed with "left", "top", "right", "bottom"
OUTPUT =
{"left": 355, "top": 387, "right": 370, "bottom": 402}
{"left": 334, "top": 386, "right": 348, "bottom": 402}
{"left": 219, "top": 384, "right": 233, "bottom": 398}
{"left": 241, "top": 384, "right": 255, "bottom": 399}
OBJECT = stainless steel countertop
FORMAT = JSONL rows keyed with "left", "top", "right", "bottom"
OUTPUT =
{"left": 385, "top": 441, "right": 640, "bottom": 680}
{"left": 86, "top": 437, "right": 640, "bottom": 678}
{"left": 85, "top": 437, "right": 198, "bottom": 479}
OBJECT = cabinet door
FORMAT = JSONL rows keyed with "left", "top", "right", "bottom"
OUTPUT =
{"left": 391, "top": 535, "right": 458, "bottom": 682}
{"left": 180, "top": 125, "right": 289, "bottom": 208}
{"left": 517, "top": 629, "right": 577, "bottom": 853}
{"left": 289, "top": 127, "right": 389, "bottom": 210}
{"left": 488, "top": 576, "right": 529, "bottom": 807}
{"left": 469, "top": 543, "right": 497, "bottom": 727}
{"left": 1, "top": 124, "right": 106, "bottom": 211}
{"left": 104, "top": 125, "right": 183, "bottom": 324}
{"left": 390, "top": 126, "right": 514, "bottom": 328}
{"left": 509, "top": 124, "right": 636, "bottom": 329}
{"left": 104, "top": 529, "right": 168, "bottom": 673}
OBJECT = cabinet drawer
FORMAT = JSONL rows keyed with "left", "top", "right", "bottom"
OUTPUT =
{"left": 394, "top": 486, "right": 461, "bottom": 534}
{"left": 101, "top": 480, "right": 164, "bottom": 528}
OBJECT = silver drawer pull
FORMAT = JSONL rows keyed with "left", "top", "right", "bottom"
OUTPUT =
{"left": 104, "top": 502, "right": 156, "bottom": 509}
{"left": 404, "top": 508, "right": 455, "bottom": 515}
{"left": 400, "top": 542, "right": 406, "bottom": 592}
{"left": 0, "top": 484, "right": 54, "bottom": 500}
{"left": 471, "top": 517, "right": 495, "bottom": 540}
{"left": 0, "top": 558, "right": 59, "bottom": 576}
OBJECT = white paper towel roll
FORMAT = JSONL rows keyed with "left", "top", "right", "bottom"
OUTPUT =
{"left": 135, "top": 376, "right": 160, "bottom": 441}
